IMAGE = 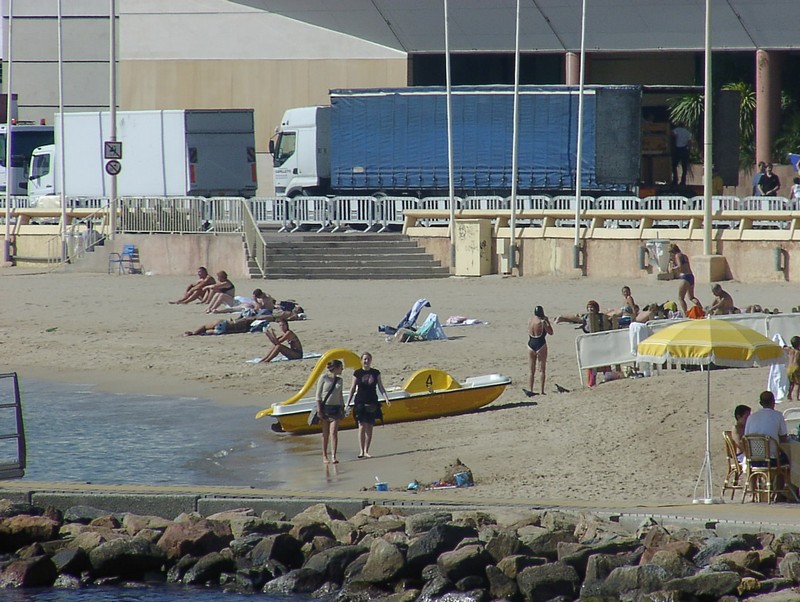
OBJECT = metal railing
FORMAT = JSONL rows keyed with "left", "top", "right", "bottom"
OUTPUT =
{"left": 242, "top": 202, "right": 267, "bottom": 278}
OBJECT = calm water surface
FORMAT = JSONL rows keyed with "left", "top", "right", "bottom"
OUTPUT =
{"left": 1, "top": 378, "right": 340, "bottom": 600}
{"left": 15, "top": 378, "right": 321, "bottom": 487}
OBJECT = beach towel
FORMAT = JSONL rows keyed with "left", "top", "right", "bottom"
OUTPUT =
{"left": 246, "top": 352, "right": 323, "bottom": 364}
{"left": 444, "top": 316, "right": 488, "bottom": 326}
{"left": 768, "top": 333, "right": 789, "bottom": 401}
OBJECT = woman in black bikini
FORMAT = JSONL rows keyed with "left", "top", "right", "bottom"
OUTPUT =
{"left": 526, "top": 305, "right": 553, "bottom": 397}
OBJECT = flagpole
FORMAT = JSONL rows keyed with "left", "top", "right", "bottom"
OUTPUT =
{"left": 443, "top": 0, "right": 455, "bottom": 271}
{"left": 509, "top": 0, "right": 521, "bottom": 273}
{"left": 573, "top": 0, "right": 587, "bottom": 269}
{"left": 57, "top": 0, "right": 67, "bottom": 262}
{"left": 3, "top": 0, "right": 12, "bottom": 264}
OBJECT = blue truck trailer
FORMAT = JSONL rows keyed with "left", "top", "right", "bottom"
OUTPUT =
{"left": 271, "top": 85, "right": 641, "bottom": 197}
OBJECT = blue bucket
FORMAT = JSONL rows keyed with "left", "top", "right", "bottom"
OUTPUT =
{"left": 375, "top": 482, "right": 388, "bottom": 492}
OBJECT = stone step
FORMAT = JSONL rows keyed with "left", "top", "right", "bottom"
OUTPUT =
{"left": 267, "top": 246, "right": 426, "bottom": 256}
{"left": 260, "top": 267, "right": 450, "bottom": 280}
{"left": 266, "top": 256, "right": 441, "bottom": 268}
{"left": 265, "top": 241, "right": 423, "bottom": 251}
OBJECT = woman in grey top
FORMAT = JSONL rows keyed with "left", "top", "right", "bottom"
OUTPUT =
{"left": 316, "top": 359, "right": 345, "bottom": 464}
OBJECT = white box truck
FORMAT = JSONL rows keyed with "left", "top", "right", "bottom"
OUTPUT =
{"left": 28, "top": 109, "right": 257, "bottom": 204}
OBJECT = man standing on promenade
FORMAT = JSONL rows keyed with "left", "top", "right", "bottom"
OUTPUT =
{"left": 671, "top": 123, "right": 692, "bottom": 186}
{"left": 744, "top": 391, "right": 788, "bottom": 465}
{"left": 170, "top": 266, "right": 216, "bottom": 304}
{"left": 758, "top": 163, "right": 781, "bottom": 197}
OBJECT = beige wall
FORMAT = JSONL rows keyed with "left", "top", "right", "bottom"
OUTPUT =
{"left": 120, "top": 57, "right": 407, "bottom": 195}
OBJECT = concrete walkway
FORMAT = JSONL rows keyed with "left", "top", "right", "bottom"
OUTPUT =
{"left": 1, "top": 481, "right": 799, "bottom": 535}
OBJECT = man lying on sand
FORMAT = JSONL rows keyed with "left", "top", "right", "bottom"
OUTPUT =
{"left": 183, "top": 305, "right": 306, "bottom": 336}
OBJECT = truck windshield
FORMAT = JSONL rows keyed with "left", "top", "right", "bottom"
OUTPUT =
{"left": 29, "top": 153, "right": 50, "bottom": 180}
{"left": 272, "top": 132, "right": 296, "bottom": 167}
{"left": 0, "top": 131, "right": 55, "bottom": 168}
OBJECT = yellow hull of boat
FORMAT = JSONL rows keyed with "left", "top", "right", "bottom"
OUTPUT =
{"left": 273, "top": 381, "right": 508, "bottom": 435}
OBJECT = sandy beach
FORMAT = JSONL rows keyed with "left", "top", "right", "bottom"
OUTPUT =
{"left": 2, "top": 268, "right": 799, "bottom": 506}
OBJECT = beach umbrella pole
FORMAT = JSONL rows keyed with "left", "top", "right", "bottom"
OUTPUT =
{"left": 693, "top": 367, "right": 721, "bottom": 504}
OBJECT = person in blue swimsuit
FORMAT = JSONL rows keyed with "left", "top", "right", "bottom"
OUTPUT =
{"left": 525, "top": 306, "right": 553, "bottom": 397}
{"left": 668, "top": 244, "right": 700, "bottom": 315}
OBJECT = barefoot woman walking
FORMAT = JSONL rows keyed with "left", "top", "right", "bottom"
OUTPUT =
{"left": 346, "top": 352, "right": 390, "bottom": 458}
{"left": 526, "top": 305, "right": 553, "bottom": 396}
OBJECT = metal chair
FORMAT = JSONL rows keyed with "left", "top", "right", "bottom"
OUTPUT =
{"left": 108, "top": 244, "right": 141, "bottom": 274}
{"left": 721, "top": 431, "right": 744, "bottom": 500}
{"left": 741, "top": 435, "right": 793, "bottom": 503}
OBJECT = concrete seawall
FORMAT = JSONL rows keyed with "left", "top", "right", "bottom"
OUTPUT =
{"left": 4, "top": 481, "right": 800, "bottom": 537}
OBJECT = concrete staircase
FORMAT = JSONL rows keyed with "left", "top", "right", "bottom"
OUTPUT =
{"left": 252, "top": 232, "right": 450, "bottom": 280}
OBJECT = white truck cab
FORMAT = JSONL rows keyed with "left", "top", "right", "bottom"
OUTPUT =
{"left": 27, "top": 144, "right": 55, "bottom": 203}
{"left": 270, "top": 106, "right": 330, "bottom": 197}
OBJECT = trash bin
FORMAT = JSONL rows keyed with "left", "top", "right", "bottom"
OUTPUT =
{"left": 454, "top": 219, "right": 492, "bottom": 276}
{"left": 645, "top": 239, "right": 671, "bottom": 273}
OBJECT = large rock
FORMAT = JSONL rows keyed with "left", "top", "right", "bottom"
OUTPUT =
{"left": 88, "top": 536, "right": 166, "bottom": 578}
{"left": 646, "top": 549, "right": 698, "bottom": 578}
{"left": 516, "top": 561, "right": 580, "bottom": 602}
{"left": 0, "top": 500, "right": 43, "bottom": 519}
{"left": 122, "top": 513, "right": 172, "bottom": 536}
{"left": 290, "top": 521, "right": 335, "bottom": 544}
{"left": 405, "top": 512, "right": 454, "bottom": 537}
{"left": 358, "top": 538, "right": 406, "bottom": 583}
{"left": 262, "top": 567, "right": 326, "bottom": 594}
{"left": 0, "top": 515, "right": 60, "bottom": 552}
{"left": 182, "top": 551, "right": 236, "bottom": 585}
{"left": 249, "top": 532, "right": 304, "bottom": 568}
{"left": 437, "top": 544, "right": 490, "bottom": 584}
{"left": 516, "top": 526, "right": 577, "bottom": 560}
{"left": 486, "top": 564, "right": 518, "bottom": 599}
{"left": 406, "top": 524, "right": 477, "bottom": 573}
{"left": 557, "top": 536, "right": 641, "bottom": 578}
{"left": 302, "top": 544, "right": 366, "bottom": 584}
{"left": 664, "top": 571, "right": 741, "bottom": 598}
{"left": 693, "top": 536, "right": 752, "bottom": 567}
{"left": 63, "top": 506, "right": 114, "bottom": 524}
{"left": 157, "top": 518, "right": 233, "bottom": 560}
{"left": 291, "top": 504, "right": 347, "bottom": 526}
{"left": 0, "top": 556, "right": 57, "bottom": 588}
{"left": 484, "top": 529, "right": 521, "bottom": 563}
{"left": 496, "top": 554, "right": 547, "bottom": 579}
{"left": 51, "top": 547, "right": 91, "bottom": 576}
{"left": 779, "top": 551, "right": 800, "bottom": 581}
{"left": 598, "top": 564, "right": 669, "bottom": 598}
{"left": 583, "top": 552, "right": 638, "bottom": 587}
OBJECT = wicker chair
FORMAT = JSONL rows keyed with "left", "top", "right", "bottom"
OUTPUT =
{"left": 741, "top": 435, "right": 792, "bottom": 503}
{"left": 721, "top": 431, "right": 744, "bottom": 500}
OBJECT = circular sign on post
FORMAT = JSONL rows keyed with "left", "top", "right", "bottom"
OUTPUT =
{"left": 105, "top": 160, "right": 122, "bottom": 176}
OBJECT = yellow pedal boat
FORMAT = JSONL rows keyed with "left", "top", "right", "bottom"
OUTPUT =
{"left": 256, "top": 349, "right": 511, "bottom": 435}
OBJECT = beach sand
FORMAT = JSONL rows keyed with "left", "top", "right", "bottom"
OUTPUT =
{"left": 2, "top": 269, "right": 799, "bottom": 506}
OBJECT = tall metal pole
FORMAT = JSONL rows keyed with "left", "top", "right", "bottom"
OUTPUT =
{"left": 573, "top": 0, "right": 587, "bottom": 269}
{"left": 702, "top": 0, "right": 712, "bottom": 256}
{"left": 109, "top": 0, "right": 117, "bottom": 240}
{"left": 443, "top": 0, "right": 455, "bottom": 270}
{"left": 57, "top": 0, "right": 67, "bottom": 262}
{"left": 509, "top": 0, "right": 521, "bottom": 272}
{"left": 3, "top": 0, "right": 12, "bottom": 263}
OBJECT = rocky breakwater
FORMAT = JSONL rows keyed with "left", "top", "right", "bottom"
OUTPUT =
{"left": 2, "top": 499, "right": 800, "bottom": 600}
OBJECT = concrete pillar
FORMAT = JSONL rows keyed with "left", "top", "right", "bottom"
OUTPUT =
{"left": 565, "top": 51, "right": 579, "bottom": 85}
{"left": 755, "top": 49, "right": 782, "bottom": 165}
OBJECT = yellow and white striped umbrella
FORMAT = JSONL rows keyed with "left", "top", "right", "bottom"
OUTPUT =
{"left": 637, "top": 319, "right": 785, "bottom": 368}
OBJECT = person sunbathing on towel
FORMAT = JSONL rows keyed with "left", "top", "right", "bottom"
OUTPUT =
{"left": 184, "top": 316, "right": 259, "bottom": 336}
{"left": 259, "top": 319, "right": 303, "bottom": 363}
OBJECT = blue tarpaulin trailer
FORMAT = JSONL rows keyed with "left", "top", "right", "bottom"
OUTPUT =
{"left": 328, "top": 85, "right": 641, "bottom": 196}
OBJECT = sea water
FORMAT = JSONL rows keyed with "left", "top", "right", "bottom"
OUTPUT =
{"left": 3, "top": 378, "right": 323, "bottom": 601}
{"left": 16, "top": 379, "right": 321, "bottom": 487}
